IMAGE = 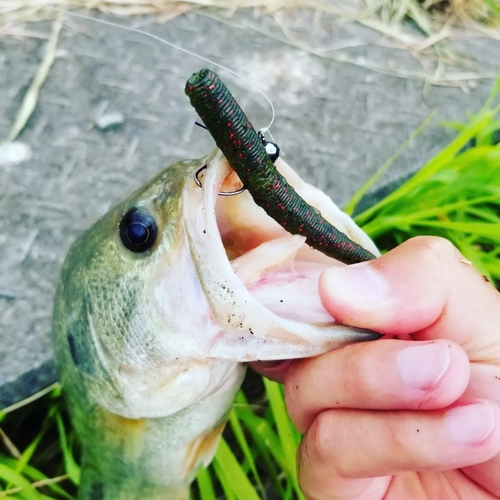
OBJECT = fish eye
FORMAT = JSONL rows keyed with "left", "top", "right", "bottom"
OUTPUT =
{"left": 119, "top": 208, "right": 157, "bottom": 253}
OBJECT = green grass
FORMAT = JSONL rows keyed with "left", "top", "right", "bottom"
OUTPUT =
{"left": 2, "top": 77, "right": 500, "bottom": 499}
{"left": 351, "top": 76, "right": 500, "bottom": 283}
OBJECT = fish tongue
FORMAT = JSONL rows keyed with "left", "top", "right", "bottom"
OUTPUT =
{"left": 230, "top": 234, "right": 306, "bottom": 284}
{"left": 230, "top": 234, "right": 339, "bottom": 325}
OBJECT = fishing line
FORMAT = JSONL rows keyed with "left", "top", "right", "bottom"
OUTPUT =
{"left": 46, "top": 7, "right": 276, "bottom": 135}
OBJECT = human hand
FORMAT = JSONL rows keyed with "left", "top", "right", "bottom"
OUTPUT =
{"left": 252, "top": 237, "right": 500, "bottom": 499}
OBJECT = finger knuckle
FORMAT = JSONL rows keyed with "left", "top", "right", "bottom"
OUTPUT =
{"left": 308, "top": 411, "right": 353, "bottom": 477}
{"left": 310, "top": 411, "right": 337, "bottom": 462}
{"left": 314, "top": 412, "right": 359, "bottom": 478}
{"left": 297, "top": 439, "right": 326, "bottom": 500}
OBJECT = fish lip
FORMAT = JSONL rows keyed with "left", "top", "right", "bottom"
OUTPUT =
{"left": 182, "top": 149, "right": 381, "bottom": 358}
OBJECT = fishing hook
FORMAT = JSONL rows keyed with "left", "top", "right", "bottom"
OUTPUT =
{"left": 194, "top": 165, "right": 247, "bottom": 197}
{"left": 193, "top": 122, "right": 279, "bottom": 196}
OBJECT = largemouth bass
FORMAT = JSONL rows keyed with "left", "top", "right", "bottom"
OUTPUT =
{"left": 52, "top": 148, "right": 380, "bottom": 500}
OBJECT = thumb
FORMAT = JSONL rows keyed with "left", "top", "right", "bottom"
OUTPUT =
{"left": 319, "top": 236, "right": 500, "bottom": 360}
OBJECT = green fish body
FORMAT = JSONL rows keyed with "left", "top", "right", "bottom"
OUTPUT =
{"left": 52, "top": 149, "right": 379, "bottom": 499}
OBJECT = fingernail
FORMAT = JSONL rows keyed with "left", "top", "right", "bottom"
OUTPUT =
{"left": 447, "top": 402, "right": 496, "bottom": 446}
{"left": 398, "top": 342, "right": 450, "bottom": 391}
{"left": 322, "top": 262, "right": 389, "bottom": 304}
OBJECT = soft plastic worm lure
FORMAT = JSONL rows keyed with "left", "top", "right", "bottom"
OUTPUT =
{"left": 185, "top": 68, "right": 376, "bottom": 265}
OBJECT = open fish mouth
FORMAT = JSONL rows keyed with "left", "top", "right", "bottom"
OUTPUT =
{"left": 79, "top": 150, "right": 381, "bottom": 419}
{"left": 183, "top": 149, "right": 381, "bottom": 362}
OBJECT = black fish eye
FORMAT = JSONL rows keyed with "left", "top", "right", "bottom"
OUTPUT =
{"left": 119, "top": 208, "right": 157, "bottom": 253}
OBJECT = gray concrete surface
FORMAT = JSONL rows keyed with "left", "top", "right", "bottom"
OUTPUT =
{"left": 1, "top": 8, "right": 499, "bottom": 407}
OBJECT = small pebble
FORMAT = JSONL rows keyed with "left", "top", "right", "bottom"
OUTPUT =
{"left": 0, "top": 141, "right": 33, "bottom": 167}
{"left": 95, "top": 111, "right": 125, "bottom": 131}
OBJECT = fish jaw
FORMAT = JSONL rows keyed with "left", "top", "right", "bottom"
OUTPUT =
{"left": 53, "top": 148, "right": 379, "bottom": 421}
{"left": 183, "top": 150, "right": 381, "bottom": 362}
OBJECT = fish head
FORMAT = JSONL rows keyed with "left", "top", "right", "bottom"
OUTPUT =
{"left": 53, "top": 148, "right": 380, "bottom": 422}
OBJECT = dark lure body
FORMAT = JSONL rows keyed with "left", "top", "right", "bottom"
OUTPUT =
{"left": 185, "top": 69, "right": 376, "bottom": 265}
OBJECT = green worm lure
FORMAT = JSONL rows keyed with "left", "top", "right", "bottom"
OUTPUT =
{"left": 185, "top": 69, "right": 376, "bottom": 265}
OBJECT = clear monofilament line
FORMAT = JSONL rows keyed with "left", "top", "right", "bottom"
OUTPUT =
{"left": 45, "top": 7, "right": 276, "bottom": 133}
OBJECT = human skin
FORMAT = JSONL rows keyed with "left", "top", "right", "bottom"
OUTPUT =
{"left": 251, "top": 236, "right": 500, "bottom": 499}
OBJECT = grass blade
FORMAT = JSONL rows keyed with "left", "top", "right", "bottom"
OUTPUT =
{"left": 0, "top": 463, "right": 43, "bottom": 500}
{"left": 55, "top": 412, "right": 80, "bottom": 486}
{"left": 195, "top": 465, "right": 216, "bottom": 500}
{"left": 0, "top": 457, "right": 74, "bottom": 500}
{"left": 263, "top": 379, "right": 304, "bottom": 499}
{"left": 228, "top": 410, "right": 264, "bottom": 494}
{"left": 213, "top": 439, "right": 260, "bottom": 500}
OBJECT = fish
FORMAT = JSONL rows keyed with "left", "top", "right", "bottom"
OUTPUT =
{"left": 52, "top": 147, "right": 380, "bottom": 500}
